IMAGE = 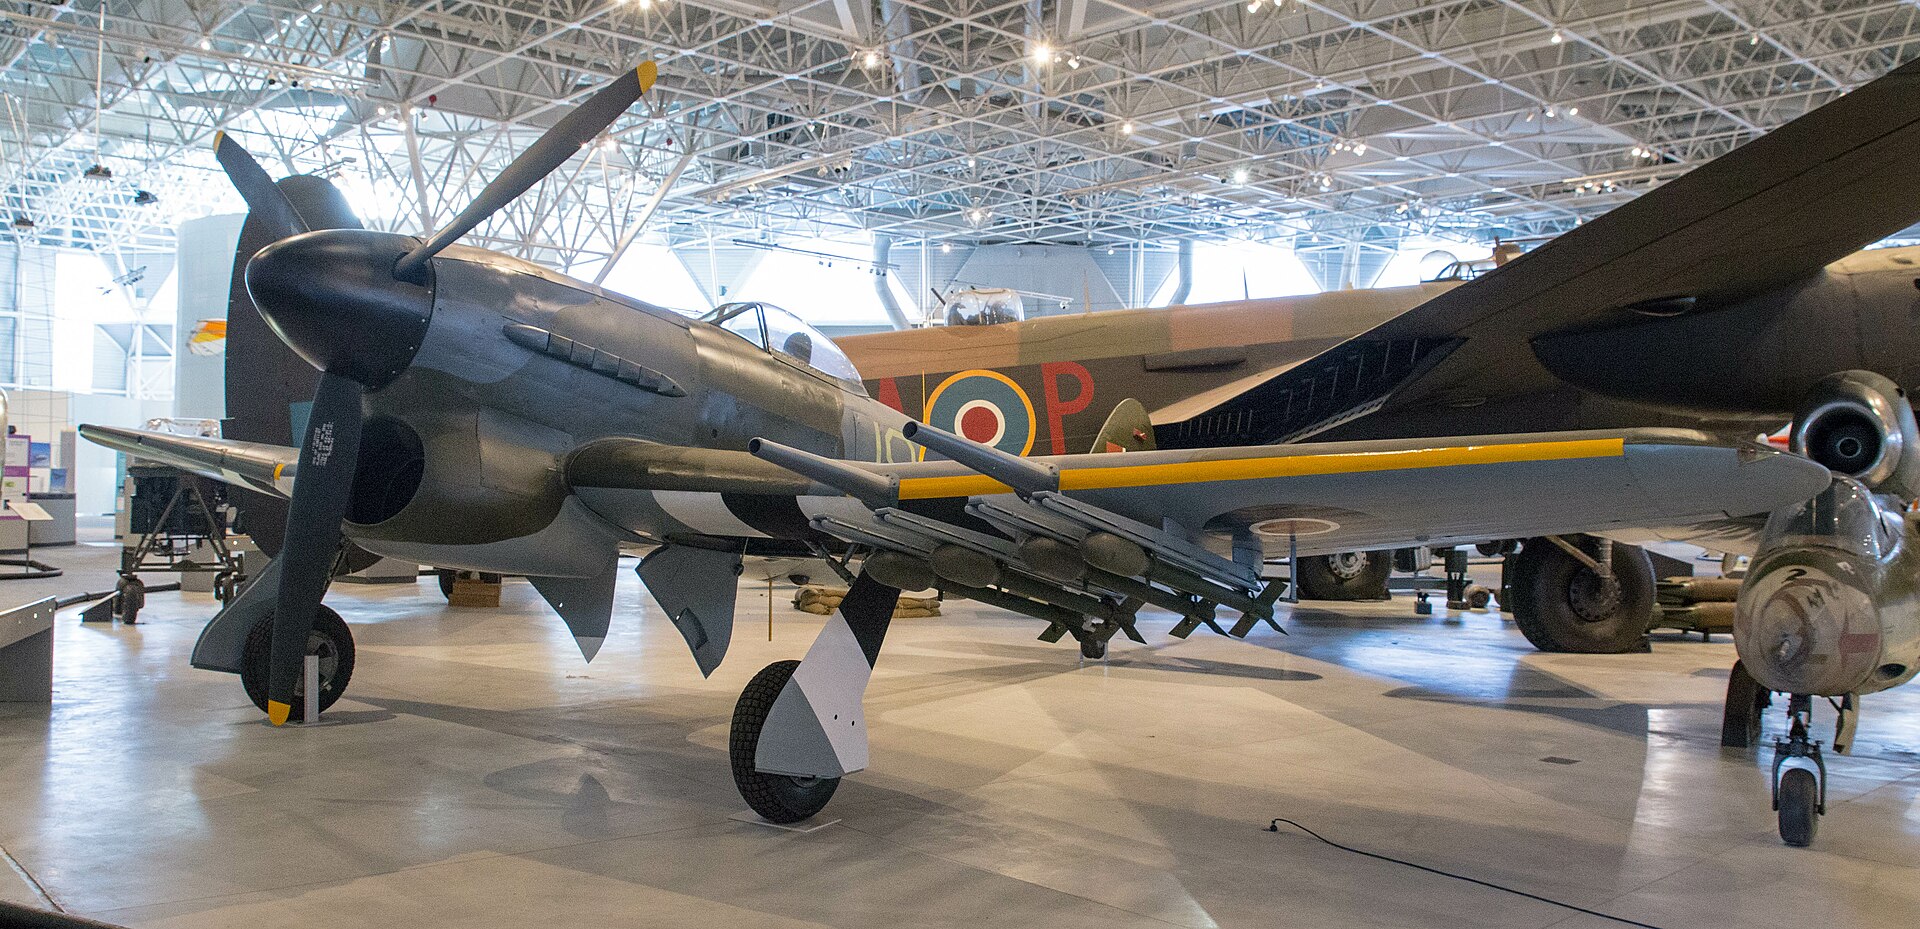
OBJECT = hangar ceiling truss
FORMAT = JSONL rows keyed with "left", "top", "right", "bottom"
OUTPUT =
{"left": 0, "top": 0, "right": 1916, "bottom": 268}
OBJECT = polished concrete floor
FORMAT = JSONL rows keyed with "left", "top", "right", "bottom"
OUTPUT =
{"left": 2, "top": 539, "right": 1918, "bottom": 929}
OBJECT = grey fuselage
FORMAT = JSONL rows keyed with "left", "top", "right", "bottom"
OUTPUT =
{"left": 337, "top": 237, "right": 914, "bottom": 576}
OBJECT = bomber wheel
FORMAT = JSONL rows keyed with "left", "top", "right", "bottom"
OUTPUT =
{"left": 1293, "top": 551, "right": 1392, "bottom": 601}
{"left": 1509, "top": 538, "right": 1653, "bottom": 653}
{"left": 1721, "top": 660, "right": 1771, "bottom": 748}
{"left": 436, "top": 569, "right": 455, "bottom": 599}
{"left": 1778, "top": 768, "right": 1820, "bottom": 847}
{"left": 240, "top": 605, "right": 355, "bottom": 717}
{"left": 731, "top": 659, "right": 839, "bottom": 824}
{"left": 1080, "top": 636, "right": 1108, "bottom": 660}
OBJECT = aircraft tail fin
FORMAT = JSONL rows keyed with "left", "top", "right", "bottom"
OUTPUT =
{"left": 1089, "top": 399, "right": 1156, "bottom": 454}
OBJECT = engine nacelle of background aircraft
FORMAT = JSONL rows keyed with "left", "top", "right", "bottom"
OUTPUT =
{"left": 1734, "top": 477, "right": 1920, "bottom": 696}
{"left": 1790, "top": 371, "right": 1920, "bottom": 499}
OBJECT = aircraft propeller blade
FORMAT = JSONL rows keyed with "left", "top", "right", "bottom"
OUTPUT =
{"left": 214, "top": 132, "right": 310, "bottom": 240}
{"left": 262, "top": 372, "right": 365, "bottom": 724}
{"left": 393, "top": 61, "right": 656, "bottom": 280}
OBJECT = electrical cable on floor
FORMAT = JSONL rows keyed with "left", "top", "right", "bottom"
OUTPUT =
{"left": 1265, "top": 818, "right": 1670, "bottom": 929}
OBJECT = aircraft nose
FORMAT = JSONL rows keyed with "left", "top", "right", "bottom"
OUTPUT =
{"left": 246, "top": 229, "right": 435, "bottom": 389}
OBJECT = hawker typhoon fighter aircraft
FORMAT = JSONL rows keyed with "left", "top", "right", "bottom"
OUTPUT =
{"left": 84, "top": 62, "right": 1834, "bottom": 833}
{"left": 840, "top": 55, "right": 1920, "bottom": 627}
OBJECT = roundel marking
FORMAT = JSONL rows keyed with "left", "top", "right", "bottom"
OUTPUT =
{"left": 925, "top": 369, "right": 1037, "bottom": 456}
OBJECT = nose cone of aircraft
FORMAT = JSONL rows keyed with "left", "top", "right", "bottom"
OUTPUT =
{"left": 246, "top": 229, "right": 434, "bottom": 389}
{"left": 1734, "top": 548, "right": 1884, "bottom": 695}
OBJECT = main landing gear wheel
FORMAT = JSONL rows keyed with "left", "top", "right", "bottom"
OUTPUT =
{"left": 731, "top": 660, "right": 838, "bottom": 824}
{"left": 1721, "top": 660, "right": 1772, "bottom": 748}
{"left": 436, "top": 570, "right": 503, "bottom": 600}
{"left": 1509, "top": 538, "right": 1653, "bottom": 653}
{"left": 240, "top": 605, "right": 355, "bottom": 718}
{"left": 114, "top": 575, "right": 146, "bottom": 624}
{"left": 1293, "top": 551, "right": 1392, "bottom": 601}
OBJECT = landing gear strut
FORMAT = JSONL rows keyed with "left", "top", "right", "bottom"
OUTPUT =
{"left": 730, "top": 573, "right": 901, "bottom": 824}
{"left": 1772, "top": 694, "right": 1826, "bottom": 847}
{"left": 1508, "top": 536, "right": 1653, "bottom": 653}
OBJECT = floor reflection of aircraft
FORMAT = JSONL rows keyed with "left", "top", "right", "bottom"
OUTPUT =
{"left": 77, "top": 60, "right": 1889, "bottom": 845}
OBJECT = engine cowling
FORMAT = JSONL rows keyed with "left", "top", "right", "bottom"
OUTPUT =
{"left": 1733, "top": 477, "right": 1920, "bottom": 697}
{"left": 1789, "top": 370, "right": 1920, "bottom": 499}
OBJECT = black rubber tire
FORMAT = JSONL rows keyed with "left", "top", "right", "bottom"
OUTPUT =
{"left": 116, "top": 577, "right": 145, "bottom": 624}
{"left": 240, "top": 605, "right": 355, "bottom": 717}
{"left": 436, "top": 569, "right": 455, "bottom": 599}
{"left": 1721, "top": 660, "right": 1770, "bottom": 748}
{"left": 1509, "top": 538, "right": 1653, "bottom": 653}
{"left": 1080, "top": 636, "right": 1108, "bottom": 659}
{"left": 1778, "top": 767, "right": 1819, "bottom": 847}
{"left": 731, "top": 660, "right": 839, "bottom": 824}
{"left": 1293, "top": 551, "right": 1392, "bottom": 601}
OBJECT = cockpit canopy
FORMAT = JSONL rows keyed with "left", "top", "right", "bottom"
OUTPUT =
{"left": 941, "top": 288, "right": 1025, "bottom": 327}
{"left": 1426, "top": 259, "right": 1496, "bottom": 283}
{"left": 1758, "top": 476, "right": 1903, "bottom": 564}
{"left": 703, "top": 301, "right": 865, "bottom": 387}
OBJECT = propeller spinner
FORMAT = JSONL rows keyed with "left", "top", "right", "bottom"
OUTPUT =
{"left": 217, "top": 61, "right": 658, "bottom": 723}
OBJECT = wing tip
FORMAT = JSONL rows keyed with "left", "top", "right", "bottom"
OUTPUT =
{"left": 636, "top": 60, "right": 658, "bottom": 92}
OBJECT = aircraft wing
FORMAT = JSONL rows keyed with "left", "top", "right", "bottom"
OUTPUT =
{"left": 1169, "top": 56, "right": 1920, "bottom": 446}
{"left": 871, "top": 428, "right": 1824, "bottom": 560}
{"left": 716, "top": 426, "right": 1830, "bottom": 639}
{"left": 80, "top": 424, "right": 297, "bottom": 499}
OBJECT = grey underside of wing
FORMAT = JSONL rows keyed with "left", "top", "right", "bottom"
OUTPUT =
{"left": 1064, "top": 442, "right": 1826, "bottom": 559}
{"left": 1182, "top": 56, "right": 1920, "bottom": 440}
{"left": 78, "top": 424, "right": 296, "bottom": 498}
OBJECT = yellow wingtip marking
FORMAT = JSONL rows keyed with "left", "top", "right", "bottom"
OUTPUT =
{"left": 266, "top": 700, "right": 291, "bottom": 726}
{"left": 213, "top": 130, "right": 225, "bottom": 149}
{"left": 637, "top": 60, "right": 658, "bottom": 93}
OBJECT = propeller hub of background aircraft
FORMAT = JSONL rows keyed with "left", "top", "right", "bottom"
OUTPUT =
{"left": 76, "top": 55, "right": 1920, "bottom": 846}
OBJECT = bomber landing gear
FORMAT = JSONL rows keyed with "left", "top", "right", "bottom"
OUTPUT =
{"left": 1772, "top": 694, "right": 1827, "bottom": 847}
{"left": 1293, "top": 551, "right": 1392, "bottom": 601}
{"left": 1508, "top": 536, "right": 1653, "bottom": 653}
{"left": 239, "top": 605, "right": 355, "bottom": 718}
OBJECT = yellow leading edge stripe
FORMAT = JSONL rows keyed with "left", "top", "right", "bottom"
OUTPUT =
{"left": 895, "top": 437, "right": 1627, "bottom": 500}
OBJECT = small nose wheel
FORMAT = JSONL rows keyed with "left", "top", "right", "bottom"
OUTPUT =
{"left": 1771, "top": 694, "right": 1826, "bottom": 847}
